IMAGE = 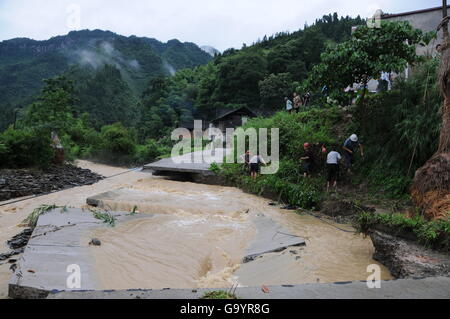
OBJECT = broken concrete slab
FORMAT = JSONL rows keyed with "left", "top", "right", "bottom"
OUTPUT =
{"left": 47, "top": 276, "right": 450, "bottom": 299}
{"left": 244, "top": 214, "right": 305, "bottom": 263}
{"left": 144, "top": 149, "right": 231, "bottom": 176}
{"left": 9, "top": 208, "right": 151, "bottom": 299}
{"left": 86, "top": 189, "right": 124, "bottom": 207}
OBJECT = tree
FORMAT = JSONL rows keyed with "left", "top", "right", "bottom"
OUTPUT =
{"left": 24, "top": 76, "right": 76, "bottom": 135}
{"left": 308, "top": 21, "right": 425, "bottom": 105}
{"left": 259, "top": 73, "right": 293, "bottom": 109}
{"left": 411, "top": 1, "right": 450, "bottom": 220}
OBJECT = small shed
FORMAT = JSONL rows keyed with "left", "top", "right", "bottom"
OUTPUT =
{"left": 210, "top": 106, "right": 258, "bottom": 132}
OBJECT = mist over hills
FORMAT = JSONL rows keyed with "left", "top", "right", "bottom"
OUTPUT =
{"left": 0, "top": 29, "right": 212, "bottom": 130}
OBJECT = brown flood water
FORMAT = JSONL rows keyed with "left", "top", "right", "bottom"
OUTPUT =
{"left": 0, "top": 161, "right": 392, "bottom": 298}
{"left": 88, "top": 178, "right": 393, "bottom": 290}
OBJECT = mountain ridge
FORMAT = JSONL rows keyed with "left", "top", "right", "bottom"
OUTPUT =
{"left": 0, "top": 29, "right": 212, "bottom": 130}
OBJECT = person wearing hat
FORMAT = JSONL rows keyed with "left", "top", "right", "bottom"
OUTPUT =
{"left": 301, "top": 143, "right": 315, "bottom": 178}
{"left": 342, "top": 134, "right": 364, "bottom": 171}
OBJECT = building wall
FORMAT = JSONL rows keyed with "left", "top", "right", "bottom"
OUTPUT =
{"left": 384, "top": 8, "right": 443, "bottom": 58}
{"left": 367, "top": 7, "right": 444, "bottom": 92}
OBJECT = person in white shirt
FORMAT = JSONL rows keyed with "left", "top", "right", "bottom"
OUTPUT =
{"left": 285, "top": 97, "right": 293, "bottom": 113}
{"left": 326, "top": 148, "right": 342, "bottom": 192}
{"left": 249, "top": 154, "right": 267, "bottom": 179}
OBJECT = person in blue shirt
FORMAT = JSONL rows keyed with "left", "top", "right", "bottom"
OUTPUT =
{"left": 342, "top": 134, "right": 364, "bottom": 171}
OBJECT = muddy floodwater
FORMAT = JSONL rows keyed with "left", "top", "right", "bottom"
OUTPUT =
{"left": 0, "top": 161, "right": 392, "bottom": 298}
{"left": 87, "top": 178, "right": 393, "bottom": 290}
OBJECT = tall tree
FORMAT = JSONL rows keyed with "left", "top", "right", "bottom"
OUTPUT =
{"left": 24, "top": 76, "right": 76, "bottom": 134}
{"left": 308, "top": 21, "right": 424, "bottom": 105}
{"left": 411, "top": 0, "right": 450, "bottom": 220}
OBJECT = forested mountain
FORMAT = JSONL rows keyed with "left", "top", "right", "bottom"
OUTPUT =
{"left": 0, "top": 29, "right": 212, "bottom": 130}
{"left": 141, "top": 14, "right": 366, "bottom": 126}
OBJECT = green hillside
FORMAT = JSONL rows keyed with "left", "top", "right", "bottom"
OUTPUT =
{"left": 0, "top": 29, "right": 212, "bottom": 130}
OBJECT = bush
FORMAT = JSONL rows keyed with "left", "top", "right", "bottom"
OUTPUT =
{"left": 220, "top": 163, "right": 322, "bottom": 209}
{"left": 353, "top": 59, "right": 441, "bottom": 197}
{"left": 90, "top": 123, "right": 137, "bottom": 165}
{"left": 134, "top": 139, "right": 171, "bottom": 164}
{"left": 0, "top": 128, "right": 53, "bottom": 168}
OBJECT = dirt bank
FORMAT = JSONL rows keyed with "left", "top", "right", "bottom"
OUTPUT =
{"left": 0, "top": 164, "right": 103, "bottom": 202}
{"left": 370, "top": 230, "right": 450, "bottom": 278}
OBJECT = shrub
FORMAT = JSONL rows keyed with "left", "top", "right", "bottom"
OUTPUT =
{"left": 0, "top": 128, "right": 53, "bottom": 168}
{"left": 91, "top": 123, "right": 137, "bottom": 165}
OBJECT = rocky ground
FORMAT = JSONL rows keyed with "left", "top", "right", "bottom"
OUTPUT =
{"left": 370, "top": 230, "right": 450, "bottom": 278}
{"left": 319, "top": 192, "right": 450, "bottom": 279}
{"left": 0, "top": 165, "right": 104, "bottom": 202}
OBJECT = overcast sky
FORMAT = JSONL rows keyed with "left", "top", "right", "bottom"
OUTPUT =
{"left": 0, "top": 0, "right": 441, "bottom": 51}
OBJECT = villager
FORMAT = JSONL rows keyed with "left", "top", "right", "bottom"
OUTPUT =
{"left": 293, "top": 93, "right": 302, "bottom": 113}
{"left": 342, "top": 134, "right": 364, "bottom": 172}
{"left": 240, "top": 150, "right": 252, "bottom": 174}
{"left": 326, "top": 148, "right": 342, "bottom": 192}
{"left": 301, "top": 143, "right": 315, "bottom": 178}
{"left": 302, "top": 92, "right": 311, "bottom": 107}
{"left": 249, "top": 154, "right": 267, "bottom": 179}
{"left": 51, "top": 132, "right": 65, "bottom": 165}
{"left": 285, "top": 97, "right": 293, "bottom": 113}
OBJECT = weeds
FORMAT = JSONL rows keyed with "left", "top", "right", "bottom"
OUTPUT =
{"left": 127, "top": 206, "right": 139, "bottom": 216}
{"left": 90, "top": 209, "right": 117, "bottom": 227}
{"left": 354, "top": 210, "right": 450, "bottom": 250}
{"left": 201, "top": 291, "right": 238, "bottom": 300}
{"left": 22, "top": 205, "right": 67, "bottom": 227}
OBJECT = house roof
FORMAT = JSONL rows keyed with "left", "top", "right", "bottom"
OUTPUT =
{"left": 382, "top": 6, "right": 449, "bottom": 19}
{"left": 211, "top": 106, "right": 258, "bottom": 123}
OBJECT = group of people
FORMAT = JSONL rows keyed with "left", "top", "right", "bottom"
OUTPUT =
{"left": 240, "top": 134, "right": 364, "bottom": 191}
{"left": 301, "top": 134, "right": 364, "bottom": 192}
{"left": 285, "top": 92, "right": 311, "bottom": 113}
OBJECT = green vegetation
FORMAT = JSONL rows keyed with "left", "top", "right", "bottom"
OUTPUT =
{"left": 0, "top": 128, "right": 53, "bottom": 168}
{"left": 127, "top": 206, "right": 139, "bottom": 216}
{"left": 91, "top": 209, "right": 117, "bottom": 227}
{"left": 0, "top": 15, "right": 445, "bottom": 224}
{"left": 353, "top": 59, "right": 441, "bottom": 197}
{"left": 355, "top": 210, "right": 450, "bottom": 250}
{"left": 307, "top": 21, "right": 431, "bottom": 104}
{"left": 219, "top": 109, "right": 340, "bottom": 209}
{"left": 201, "top": 291, "right": 238, "bottom": 300}
{"left": 22, "top": 205, "right": 68, "bottom": 227}
{"left": 0, "top": 30, "right": 212, "bottom": 131}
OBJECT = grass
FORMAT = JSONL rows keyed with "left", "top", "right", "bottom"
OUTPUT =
{"left": 354, "top": 210, "right": 450, "bottom": 250}
{"left": 126, "top": 205, "right": 139, "bottom": 216}
{"left": 201, "top": 291, "right": 238, "bottom": 300}
{"left": 22, "top": 204, "right": 68, "bottom": 227}
{"left": 90, "top": 209, "right": 117, "bottom": 227}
